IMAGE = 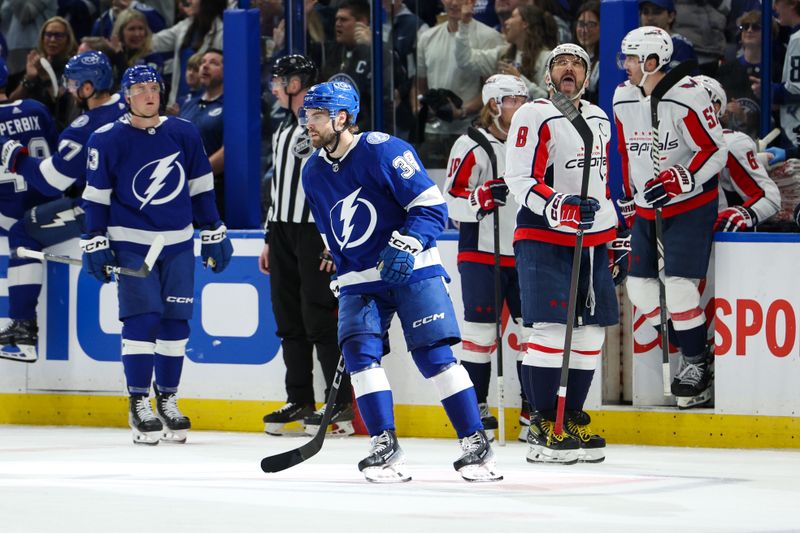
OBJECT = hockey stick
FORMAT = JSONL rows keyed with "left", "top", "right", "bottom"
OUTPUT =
{"left": 466, "top": 126, "right": 505, "bottom": 446}
{"left": 261, "top": 355, "right": 345, "bottom": 473}
{"left": 16, "top": 234, "right": 166, "bottom": 278}
{"left": 650, "top": 60, "right": 697, "bottom": 396}
{"left": 549, "top": 92, "right": 594, "bottom": 436}
{"left": 757, "top": 128, "right": 780, "bottom": 152}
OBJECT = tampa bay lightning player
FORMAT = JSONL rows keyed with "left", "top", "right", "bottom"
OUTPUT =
{"left": 81, "top": 65, "right": 233, "bottom": 445}
{"left": 0, "top": 51, "right": 126, "bottom": 362}
{"left": 300, "top": 81, "right": 502, "bottom": 483}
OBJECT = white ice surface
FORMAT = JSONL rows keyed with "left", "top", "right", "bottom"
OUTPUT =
{"left": 0, "top": 425, "right": 798, "bottom": 533}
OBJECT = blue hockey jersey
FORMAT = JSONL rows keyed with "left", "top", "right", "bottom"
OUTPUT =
{"left": 0, "top": 98, "right": 58, "bottom": 230}
{"left": 16, "top": 93, "right": 128, "bottom": 197}
{"left": 83, "top": 116, "right": 219, "bottom": 256}
{"left": 301, "top": 131, "right": 449, "bottom": 295}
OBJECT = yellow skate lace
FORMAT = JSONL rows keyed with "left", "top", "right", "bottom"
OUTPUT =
{"left": 566, "top": 420, "right": 594, "bottom": 443}
{"left": 541, "top": 419, "right": 572, "bottom": 444}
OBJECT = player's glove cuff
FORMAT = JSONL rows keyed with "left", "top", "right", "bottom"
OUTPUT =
{"left": 79, "top": 233, "right": 110, "bottom": 253}
{"left": 1, "top": 137, "right": 26, "bottom": 174}
{"left": 617, "top": 196, "right": 636, "bottom": 229}
{"left": 200, "top": 222, "right": 228, "bottom": 244}
{"left": 386, "top": 229, "right": 423, "bottom": 256}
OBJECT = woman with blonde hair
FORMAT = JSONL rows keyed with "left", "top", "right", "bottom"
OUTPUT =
{"left": 109, "top": 8, "right": 165, "bottom": 79}
{"left": 10, "top": 16, "right": 78, "bottom": 128}
{"left": 455, "top": 4, "right": 558, "bottom": 99}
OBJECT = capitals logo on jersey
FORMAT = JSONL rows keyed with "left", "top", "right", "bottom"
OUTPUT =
{"left": 329, "top": 187, "right": 377, "bottom": 249}
{"left": 131, "top": 152, "right": 186, "bottom": 209}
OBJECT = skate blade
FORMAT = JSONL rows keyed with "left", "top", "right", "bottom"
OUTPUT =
{"left": 526, "top": 445, "right": 579, "bottom": 465}
{"left": 304, "top": 421, "right": 355, "bottom": 437}
{"left": 676, "top": 388, "right": 713, "bottom": 409}
{"left": 264, "top": 422, "right": 308, "bottom": 436}
{"left": 132, "top": 430, "right": 161, "bottom": 445}
{"left": 458, "top": 462, "right": 503, "bottom": 482}
{"left": 363, "top": 464, "right": 412, "bottom": 483}
{"left": 0, "top": 345, "right": 37, "bottom": 363}
{"left": 577, "top": 448, "right": 606, "bottom": 463}
{"left": 160, "top": 429, "right": 188, "bottom": 443}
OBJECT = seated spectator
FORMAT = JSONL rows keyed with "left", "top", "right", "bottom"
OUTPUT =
{"left": 152, "top": 0, "right": 224, "bottom": 106}
{"left": 1, "top": 0, "right": 57, "bottom": 75}
{"left": 108, "top": 8, "right": 166, "bottom": 83}
{"left": 179, "top": 49, "right": 225, "bottom": 215}
{"left": 573, "top": 0, "right": 600, "bottom": 103}
{"left": 416, "top": 0, "right": 505, "bottom": 167}
{"left": 92, "top": 0, "right": 166, "bottom": 39}
{"left": 672, "top": 0, "right": 728, "bottom": 76}
{"left": 455, "top": 4, "right": 557, "bottom": 99}
{"left": 638, "top": 0, "right": 698, "bottom": 71}
{"left": 9, "top": 16, "right": 78, "bottom": 130}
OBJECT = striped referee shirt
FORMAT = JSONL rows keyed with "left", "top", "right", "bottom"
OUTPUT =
{"left": 267, "top": 116, "right": 315, "bottom": 224}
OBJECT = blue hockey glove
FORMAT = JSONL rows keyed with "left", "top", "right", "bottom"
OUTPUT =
{"left": 80, "top": 234, "right": 116, "bottom": 283}
{"left": 377, "top": 229, "right": 424, "bottom": 285}
{"left": 608, "top": 228, "right": 631, "bottom": 286}
{"left": 0, "top": 135, "right": 26, "bottom": 174}
{"left": 469, "top": 179, "right": 508, "bottom": 221}
{"left": 544, "top": 192, "right": 600, "bottom": 230}
{"left": 200, "top": 221, "right": 233, "bottom": 272}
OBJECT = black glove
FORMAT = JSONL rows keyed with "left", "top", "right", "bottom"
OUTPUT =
{"left": 420, "top": 88, "right": 463, "bottom": 122}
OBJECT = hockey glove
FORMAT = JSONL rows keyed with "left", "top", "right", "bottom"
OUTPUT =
{"left": 469, "top": 179, "right": 508, "bottom": 221}
{"left": 200, "top": 221, "right": 233, "bottom": 273}
{"left": 608, "top": 228, "right": 631, "bottom": 286}
{"left": 544, "top": 193, "right": 600, "bottom": 231}
{"left": 80, "top": 233, "right": 116, "bottom": 283}
{"left": 714, "top": 205, "right": 756, "bottom": 232}
{"left": 377, "top": 229, "right": 424, "bottom": 285}
{"left": 0, "top": 135, "right": 26, "bottom": 174}
{"left": 643, "top": 164, "right": 694, "bottom": 208}
{"left": 617, "top": 196, "right": 636, "bottom": 230}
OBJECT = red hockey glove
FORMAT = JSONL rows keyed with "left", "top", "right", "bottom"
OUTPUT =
{"left": 544, "top": 193, "right": 600, "bottom": 230}
{"left": 714, "top": 205, "right": 756, "bottom": 232}
{"left": 469, "top": 179, "right": 508, "bottom": 221}
{"left": 643, "top": 164, "right": 694, "bottom": 208}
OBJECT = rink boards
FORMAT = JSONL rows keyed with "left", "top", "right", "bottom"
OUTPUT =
{"left": 0, "top": 231, "right": 798, "bottom": 448}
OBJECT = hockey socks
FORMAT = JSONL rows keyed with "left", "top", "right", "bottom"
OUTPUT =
{"left": 461, "top": 360, "right": 491, "bottom": 403}
{"left": 154, "top": 342, "right": 186, "bottom": 393}
{"left": 351, "top": 366, "right": 396, "bottom": 435}
{"left": 522, "top": 364, "right": 560, "bottom": 412}
{"left": 8, "top": 283, "right": 42, "bottom": 321}
{"left": 430, "top": 364, "right": 482, "bottom": 438}
{"left": 122, "top": 341, "right": 155, "bottom": 395}
{"left": 565, "top": 369, "right": 594, "bottom": 411}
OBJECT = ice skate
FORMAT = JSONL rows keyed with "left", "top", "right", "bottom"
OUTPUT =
{"left": 525, "top": 411, "right": 580, "bottom": 465}
{"left": 518, "top": 399, "right": 531, "bottom": 442}
{"left": 129, "top": 395, "right": 163, "bottom": 445}
{"left": 0, "top": 319, "right": 38, "bottom": 363}
{"left": 478, "top": 402, "right": 498, "bottom": 442}
{"left": 262, "top": 402, "right": 315, "bottom": 435}
{"left": 672, "top": 349, "right": 714, "bottom": 409}
{"left": 358, "top": 429, "right": 411, "bottom": 483}
{"left": 453, "top": 429, "right": 503, "bottom": 482}
{"left": 154, "top": 384, "right": 191, "bottom": 443}
{"left": 303, "top": 403, "right": 355, "bottom": 437}
{"left": 564, "top": 410, "right": 606, "bottom": 463}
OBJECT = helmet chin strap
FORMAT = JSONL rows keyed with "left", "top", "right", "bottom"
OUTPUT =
{"left": 490, "top": 105, "right": 507, "bottom": 137}
{"left": 323, "top": 118, "right": 346, "bottom": 155}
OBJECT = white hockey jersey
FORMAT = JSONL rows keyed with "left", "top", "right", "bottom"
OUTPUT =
{"left": 780, "top": 29, "right": 800, "bottom": 146}
{"left": 443, "top": 127, "right": 518, "bottom": 263}
{"left": 505, "top": 98, "right": 617, "bottom": 247}
{"left": 613, "top": 77, "right": 727, "bottom": 219}
{"left": 719, "top": 129, "right": 781, "bottom": 224}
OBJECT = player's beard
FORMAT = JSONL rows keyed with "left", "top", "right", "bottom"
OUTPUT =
{"left": 311, "top": 129, "right": 337, "bottom": 149}
{"left": 556, "top": 74, "right": 582, "bottom": 99}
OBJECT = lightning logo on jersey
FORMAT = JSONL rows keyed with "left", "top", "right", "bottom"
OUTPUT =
{"left": 132, "top": 152, "right": 186, "bottom": 209}
{"left": 330, "top": 187, "right": 377, "bottom": 249}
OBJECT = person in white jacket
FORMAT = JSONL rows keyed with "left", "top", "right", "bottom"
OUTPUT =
{"left": 455, "top": 3, "right": 558, "bottom": 99}
{"left": 151, "top": 0, "right": 224, "bottom": 105}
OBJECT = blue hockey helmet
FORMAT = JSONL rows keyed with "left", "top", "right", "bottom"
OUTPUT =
{"left": 0, "top": 57, "right": 7, "bottom": 89}
{"left": 121, "top": 64, "right": 164, "bottom": 96}
{"left": 300, "top": 81, "right": 360, "bottom": 126}
{"left": 63, "top": 51, "right": 113, "bottom": 92}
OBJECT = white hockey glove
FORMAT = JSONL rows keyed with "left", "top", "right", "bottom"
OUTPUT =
{"left": 0, "top": 136, "right": 26, "bottom": 174}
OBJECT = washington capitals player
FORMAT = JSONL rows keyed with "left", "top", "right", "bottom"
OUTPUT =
{"left": 0, "top": 51, "right": 126, "bottom": 362}
{"left": 300, "top": 81, "right": 501, "bottom": 483}
{"left": 443, "top": 74, "right": 531, "bottom": 442}
{"left": 506, "top": 44, "right": 623, "bottom": 464}
{"left": 614, "top": 27, "right": 727, "bottom": 408}
{"left": 694, "top": 75, "right": 781, "bottom": 232}
{"left": 81, "top": 65, "right": 233, "bottom": 445}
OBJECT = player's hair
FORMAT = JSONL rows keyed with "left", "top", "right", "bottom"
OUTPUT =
{"left": 79, "top": 36, "right": 116, "bottom": 59}
{"left": 477, "top": 102, "right": 496, "bottom": 130}
{"left": 573, "top": 1, "right": 600, "bottom": 57}
{"left": 181, "top": 0, "right": 226, "bottom": 51}
{"left": 338, "top": 0, "right": 371, "bottom": 22}
{"left": 499, "top": 5, "right": 558, "bottom": 81}
{"left": 737, "top": 10, "right": 779, "bottom": 35}
{"left": 37, "top": 16, "right": 78, "bottom": 62}
{"left": 204, "top": 48, "right": 224, "bottom": 59}
{"left": 112, "top": 9, "right": 154, "bottom": 69}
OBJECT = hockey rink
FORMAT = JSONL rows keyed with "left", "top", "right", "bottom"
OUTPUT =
{"left": 0, "top": 425, "right": 797, "bottom": 533}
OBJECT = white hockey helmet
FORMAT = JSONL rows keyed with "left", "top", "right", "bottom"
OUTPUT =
{"left": 544, "top": 43, "right": 591, "bottom": 100}
{"left": 617, "top": 26, "right": 673, "bottom": 75}
{"left": 481, "top": 74, "right": 529, "bottom": 106}
{"left": 694, "top": 75, "right": 727, "bottom": 119}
